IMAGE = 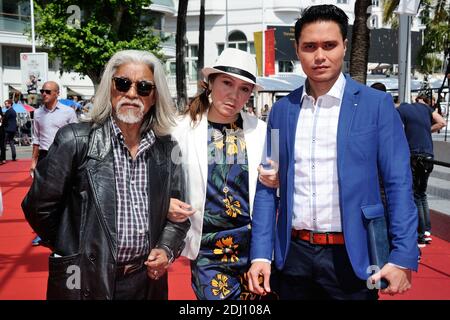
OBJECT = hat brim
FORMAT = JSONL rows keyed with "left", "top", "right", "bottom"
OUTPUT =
{"left": 202, "top": 67, "right": 264, "bottom": 92}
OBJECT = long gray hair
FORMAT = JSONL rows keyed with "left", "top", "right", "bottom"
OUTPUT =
{"left": 89, "top": 50, "right": 175, "bottom": 136}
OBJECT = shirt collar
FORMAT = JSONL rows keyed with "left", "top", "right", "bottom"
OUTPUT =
{"left": 110, "top": 116, "right": 156, "bottom": 147}
{"left": 110, "top": 116, "right": 123, "bottom": 140}
{"left": 301, "top": 73, "right": 346, "bottom": 103}
{"left": 43, "top": 102, "right": 63, "bottom": 113}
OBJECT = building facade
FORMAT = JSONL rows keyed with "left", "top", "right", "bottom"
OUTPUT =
{"left": 0, "top": 0, "right": 175, "bottom": 103}
{"left": 0, "top": 0, "right": 428, "bottom": 103}
{"left": 0, "top": 0, "right": 98, "bottom": 103}
{"left": 163, "top": 0, "right": 426, "bottom": 98}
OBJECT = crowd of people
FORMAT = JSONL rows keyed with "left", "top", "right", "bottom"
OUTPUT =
{"left": 0, "top": 4, "right": 447, "bottom": 301}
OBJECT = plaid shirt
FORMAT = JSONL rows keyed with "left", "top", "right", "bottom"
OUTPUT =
{"left": 111, "top": 118, "right": 156, "bottom": 263}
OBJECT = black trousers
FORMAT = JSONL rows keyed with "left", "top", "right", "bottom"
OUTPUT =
{"left": 113, "top": 266, "right": 168, "bottom": 300}
{"left": 0, "top": 128, "right": 5, "bottom": 161}
{"left": 5, "top": 131, "right": 16, "bottom": 160}
{"left": 411, "top": 154, "right": 433, "bottom": 237}
{"left": 38, "top": 150, "right": 48, "bottom": 163}
{"left": 272, "top": 238, "right": 378, "bottom": 300}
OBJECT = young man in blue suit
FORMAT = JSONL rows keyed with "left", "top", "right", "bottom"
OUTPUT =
{"left": 248, "top": 5, "right": 419, "bottom": 300}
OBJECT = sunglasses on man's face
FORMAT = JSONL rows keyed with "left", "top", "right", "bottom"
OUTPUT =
{"left": 112, "top": 77, "right": 156, "bottom": 97}
{"left": 40, "top": 89, "right": 53, "bottom": 95}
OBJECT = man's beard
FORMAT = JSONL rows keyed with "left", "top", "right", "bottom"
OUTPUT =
{"left": 115, "top": 98, "right": 145, "bottom": 124}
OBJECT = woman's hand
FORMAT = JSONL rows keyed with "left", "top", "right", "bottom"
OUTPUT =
{"left": 257, "top": 160, "right": 279, "bottom": 188}
{"left": 167, "top": 198, "right": 196, "bottom": 223}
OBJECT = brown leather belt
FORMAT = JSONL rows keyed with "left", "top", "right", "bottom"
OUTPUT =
{"left": 291, "top": 229, "right": 344, "bottom": 245}
{"left": 116, "top": 257, "right": 146, "bottom": 277}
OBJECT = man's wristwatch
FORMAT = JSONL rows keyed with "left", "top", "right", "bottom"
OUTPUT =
{"left": 156, "top": 244, "right": 175, "bottom": 264}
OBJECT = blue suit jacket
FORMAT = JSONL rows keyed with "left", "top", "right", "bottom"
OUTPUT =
{"left": 250, "top": 75, "right": 419, "bottom": 280}
{"left": 4, "top": 108, "right": 17, "bottom": 133}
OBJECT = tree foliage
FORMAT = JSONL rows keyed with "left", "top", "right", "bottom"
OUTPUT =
{"left": 176, "top": 0, "right": 188, "bottom": 110}
{"left": 382, "top": 0, "right": 450, "bottom": 74}
{"left": 349, "top": 0, "right": 372, "bottom": 84}
{"left": 33, "top": 0, "right": 163, "bottom": 85}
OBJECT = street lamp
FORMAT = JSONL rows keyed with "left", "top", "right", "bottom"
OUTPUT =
{"left": 30, "top": 0, "right": 36, "bottom": 53}
{"left": 396, "top": 0, "right": 421, "bottom": 103}
{"left": 225, "top": 0, "right": 228, "bottom": 48}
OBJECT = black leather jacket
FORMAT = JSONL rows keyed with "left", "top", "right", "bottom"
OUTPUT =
{"left": 22, "top": 119, "right": 190, "bottom": 299}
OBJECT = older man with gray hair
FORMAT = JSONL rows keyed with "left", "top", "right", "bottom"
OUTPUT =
{"left": 22, "top": 50, "right": 190, "bottom": 300}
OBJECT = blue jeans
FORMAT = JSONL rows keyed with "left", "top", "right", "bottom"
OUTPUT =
{"left": 5, "top": 131, "right": 16, "bottom": 160}
{"left": 411, "top": 154, "right": 433, "bottom": 237}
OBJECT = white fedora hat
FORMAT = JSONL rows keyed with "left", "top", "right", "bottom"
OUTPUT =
{"left": 202, "top": 48, "right": 263, "bottom": 91}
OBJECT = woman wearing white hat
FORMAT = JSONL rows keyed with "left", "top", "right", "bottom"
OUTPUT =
{"left": 170, "top": 48, "right": 277, "bottom": 300}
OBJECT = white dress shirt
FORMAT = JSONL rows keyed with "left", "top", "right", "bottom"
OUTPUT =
{"left": 292, "top": 73, "right": 346, "bottom": 232}
{"left": 32, "top": 102, "right": 78, "bottom": 151}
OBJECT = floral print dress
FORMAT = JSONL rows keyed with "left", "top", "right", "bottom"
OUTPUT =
{"left": 191, "top": 115, "right": 256, "bottom": 300}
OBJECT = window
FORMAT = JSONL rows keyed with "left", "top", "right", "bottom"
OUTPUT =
{"left": 370, "top": 15, "right": 379, "bottom": 29}
{"left": 186, "top": 45, "right": 198, "bottom": 81}
{"left": 217, "top": 43, "right": 225, "bottom": 55}
{"left": 228, "top": 31, "right": 248, "bottom": 52}
{"left": 0, "top": 1, "right": 30, "bottom": 33}
{"left": 1, "top": 0, "right": 30, "bottom": 19}
{"left": 169, "top": 61, "right": 176, "bottom": 75}
{"left": 167, "top": 45, "right": 198, "bottom": 80}
{"left": 249, "top": 42, "right": 255, "bottom": 54}
{"left": 337, "top": 0, "right": 348, "bottom": 4}
{"left": 278, "top": 61, "right": 294, "bottom": 73}
{"left": 372, "top": 0, "right": 380, "bottom": 7}
{"left": 2, "top": 46, "right": 26, "bottom": 67}
{"left": 219, "top": 31, "right": 255, "bottom": 55}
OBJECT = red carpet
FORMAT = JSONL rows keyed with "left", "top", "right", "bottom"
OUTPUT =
{"left": 0, "top": 160, "right": 449, "bottom": 300}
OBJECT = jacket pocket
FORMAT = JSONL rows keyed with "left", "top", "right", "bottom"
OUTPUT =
{"left": 79, "top": 191, "right": 88, "bottom": 246}
{"left": 350, "top": 125, "right": 377, "bottom": 137}
{"left": 47, "top": 253, "right": 81, "bottom": 300}
{"left": 361, "top": 203, "right": 385, "bottom": 220}
{"left": 361, "top": 204, "right": 390, "bottom": 272}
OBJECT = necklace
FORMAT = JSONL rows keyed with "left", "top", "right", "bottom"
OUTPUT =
{"left": 209, "top": 119, "right": 246, "bottom": 219}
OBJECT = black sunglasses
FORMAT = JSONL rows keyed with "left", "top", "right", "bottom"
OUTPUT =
{"left": 40, "top": 89, "right": 53, "bottom": 95}
{"left": 112, "top": 77, "right": 156, "bottom": 96}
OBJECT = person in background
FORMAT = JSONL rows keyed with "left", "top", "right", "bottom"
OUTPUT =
{"left": 26, "top": 74, "right": 39, "bottom": 107}
{"left": 3, "top": 100, "right": 17, "bottom": 162}
{"left": 84, "top": 96, "right": 94, "bottom": 113}
{"left": 370, "top": 82, "right": 387, "bottom": 92}
{"left": 29, "top": 81, "right": 78, "bottom": 247}
{"left": 0, "top": 107, "right": 6, "bottom": 164}
{"left": 20, "top": 118, "right": 32, "bottom": 146}
{"left": 261, "top": 104, "right": 270, "bottom": 122}
{"left": 397, "top": 100, "right": 446, "bottom": 247}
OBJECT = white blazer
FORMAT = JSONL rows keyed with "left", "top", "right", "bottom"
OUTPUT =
{"left": 172, "top": 111, "right": 267, "bottom": 260}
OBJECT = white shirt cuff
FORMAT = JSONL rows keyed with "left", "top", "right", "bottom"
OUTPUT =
{"left": 387, "top": 262, "right": 407, "bottom": 269}
{"left": 251, "top": 258, "right": 271, "bottom": 265}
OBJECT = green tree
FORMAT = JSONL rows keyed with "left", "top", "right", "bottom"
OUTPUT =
{"left": 349, "top": 0, "right": 372, "bottom": 84}
{"left": 32, "top": 0, "right": 163, "bottom": 86}
{"left": 176, "top": 0, "right": 188, "bottom": 109}
{"left": 197, "top": 0, "right": 205, "bottom": 84}
{"left": 383, "top": 0, "right": 450, "bottom": 74}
